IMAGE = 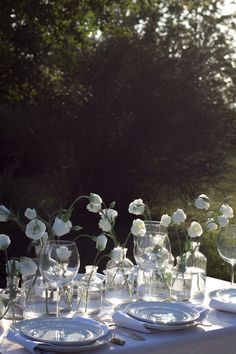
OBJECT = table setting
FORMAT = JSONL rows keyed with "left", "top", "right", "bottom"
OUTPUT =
{"left": 1, "top": 194, "right": 236, "bottom": 354}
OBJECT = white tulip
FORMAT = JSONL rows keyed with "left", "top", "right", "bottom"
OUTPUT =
{"left": 99, "top": 218, "right": 112, "bottom": 232}
{"left": 89, "top": 193, "right": 102, "bottom": 205}
{"left": 206, "top": 218, "right": 218, "bottom": 231}
{"left": 56, "top": 246, "right": 72, "bottom": 262}
{"left": 96, "top": 234, "right": 107, "bottom": 251}
{"left": 19, "top": 257, "right": 37, "bottom": 277}
{"left": 52, "top": 217, "right": 72, "bottom": 237}
{"left": 24, "top": 208, "right": 37, "bottom": 220}
{"left": 188, "top": 221, "right": 203, "bottom": 238}
{"left": 160, "top": 214, "right": 171, "bottom": 228}
{"left": 218, "top": 215, "right": 229, "bottom": 228}
{"left": 128, "top": 199, "right": 145, "bottom": 215}
{"left": 0, "top": 234, "right": 11, "bottom": 250}
{"left": 100, "top": 209, "right": 118, "bottom": 222}
{"left": 194, "top": 194, "right": 210, "bottom": 210}
{"left": 0, "top": 205, "right": 10, "bottom": 222}
{"left": 219, "top": 204, "right": 234, "bottom": 219}
{"left": 172, "top": 209, "right": 187, "bottom": 224}
{"left": 131, "top": 219, "right": 146, "bottom": 237}
{"left": 110, "top": 247, "right": 125, "bottom": 263}
{"left": 87, "top": 203, "right": 102, "bottom": 213}
{"left": 25, "top": 219, "right": 47, "bottom": 241}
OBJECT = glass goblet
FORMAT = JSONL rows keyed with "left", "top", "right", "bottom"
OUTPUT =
{"left": 217, "top": 224, "right": 236, "bottom": 286}
{"left": 39, "top": 240, "right": 80, "bottom": 317}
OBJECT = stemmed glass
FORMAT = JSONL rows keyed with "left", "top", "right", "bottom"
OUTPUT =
{"left": 217, "top": 225, "right": 236, "bottom": 286}
{"left": 133, "top": 221, "right": 172, "bottom": 300}
{"left": 39, "top": 240, "right": 80, "bottom": 317}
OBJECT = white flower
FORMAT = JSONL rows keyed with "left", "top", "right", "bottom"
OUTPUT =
{"left": 188, "top": 221, "right": 203, "bottom": 238}
{"left": 25, "top": 219, "right": 47, "bottom": 241}
{"left": 194, "top": 194, "right": 210, "bottom": 210}
{"left": 128, "top": 199, "right": 145, "bottom": 215}
{"left": 96, "top": 234, "right": 107, "bottom": 251}
{"left": 0, "top": 234, "right": 11, "bottom": 251}
{"left": 87, "top": 193, "right": 103, "bottom": 213}
{"left": 160, "top": 214, "right": 171, "bottom": 228}
{"left": 0, "top": 205, "right": 10, "bottom": 222}
{"left": 42, "top": 232, "right": 48, "bottom": 243}
{"left": 19, "top": 257, "right": 37, "bottom": 277}
{"left": 110, "top": 246, "right": 124, "bottom": 263}
{"left": 100, "top": 208, "right": 118, "bottom": 222}
{"left": 131, "top": 219, "right": 146, "bottom": 237}
{"left": 56, "top": 246, "right": 72, "bottom": 262}
{"left": 219, "top": 204, "right": 234, "bottom": 219}
{"left": 206, "top": 218, "right": 218, "bottom": 231}
{"left": 98, "top": 208, "right": 118, "bottom": 232}
{"left": 99, "top": 218, "right": 112, "bottom": 232}
{"left": 172, "top": 209, "right": 187, "bottom": 224}
{"left": 6, "top": 259, "right": 20, "bottom": 276}
{"left": 24, "top": 208, "right": 37, "bottom": 220}
{"left": 218, "top": 215, "right": 229, "bottom": 228}
{"left": 52, "top": 217, "right": 72, "bottom": 237}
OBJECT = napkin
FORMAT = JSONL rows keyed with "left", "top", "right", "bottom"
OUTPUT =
{"left": 209, "top": 298, "right": 236, "bottom": 314}
{"left": 112, "top": 311, "right": 153, "bottom": 333}
{"left": 6, "top": 327, "right": 47, "bottom": 354}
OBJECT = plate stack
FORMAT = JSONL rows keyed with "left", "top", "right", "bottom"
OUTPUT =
{"left": 14, "top": 317, "right": 112, "bottom": 352}
{"left": 124, "top": 301, "right": 201, "bottom": 331}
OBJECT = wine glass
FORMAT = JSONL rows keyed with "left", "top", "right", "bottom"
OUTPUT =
{"left": 217, "top": 225, "right": 236, "bottom": 286}
{"left": 39, "top": 240, "right": 80, "bottom": 317}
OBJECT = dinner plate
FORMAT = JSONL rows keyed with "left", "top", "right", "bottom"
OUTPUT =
{"left": 38, "top": 331, "right": 113, "bottom": 352}
{"left": 15, "top": 317, "right": 110, "bottom": 346}
{"left": 214, "top": 288, "right": 236, "bottom": 303}
{"left": 126, "top": 301, "right": 200, "bottom": 325}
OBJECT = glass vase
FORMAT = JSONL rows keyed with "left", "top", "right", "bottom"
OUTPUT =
{"left": 77, "top": 266, "right": 103, "bottom": 314}
{"left": 1, "top": 276, "right": 22, "bottom": 320}
{"left": 185, "top": 241, "right": 207, "bottom": 302}
{"left": 104, "top": 248, "right": 134, "bottom": 306}
{"left": 171, "top": 257, "right": 192, "bottom": 301}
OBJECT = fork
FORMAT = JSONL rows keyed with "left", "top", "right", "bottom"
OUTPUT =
{"left": 90, "top": 314, "right": 145, "bottom": 341}
{"left": 90, "top": 314, "right": 125, "bottom": 345}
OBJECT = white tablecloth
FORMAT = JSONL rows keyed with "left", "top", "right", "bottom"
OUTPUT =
{"left": 1, "top": 277, "right": 236, "bottom": 354}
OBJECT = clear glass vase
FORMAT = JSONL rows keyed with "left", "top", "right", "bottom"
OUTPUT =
{"left": 1, "top": 276, "right": 22, "bottom": 320}
{"left": 185, "top": 241, "right": 207, "bottom": 302}
{"left": 104, "top": 248, "right": 134, "bottom": 306}
{"left": 171, "top": 258, "right": 192, "bottom": 301}
{"left": 77, "top": 266, "right": 103, "bottom": 314}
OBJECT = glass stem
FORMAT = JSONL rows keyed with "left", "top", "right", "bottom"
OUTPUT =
{"left": 56, "top": 287, "right": 61, "bottom": 318}
{"left": 231, "top": 265, "right": 235, "bottom": 286}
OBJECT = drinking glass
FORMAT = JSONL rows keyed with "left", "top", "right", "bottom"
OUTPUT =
{"left": 217, "top": 225, "right": 236, "bottom": 286}
{"left": 39, "top": 240, "right": 80, "bottom": 317}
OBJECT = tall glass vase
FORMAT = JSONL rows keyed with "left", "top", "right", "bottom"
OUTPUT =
{"left": 104, "top": 248, "right": 134, "bottom": 306}
{"left": 133, "top": 221, "right": 172, "bottom": 301}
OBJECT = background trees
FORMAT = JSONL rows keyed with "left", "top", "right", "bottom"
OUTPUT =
{"left": 0, "top": 0, "right": 235, "bottom": 279}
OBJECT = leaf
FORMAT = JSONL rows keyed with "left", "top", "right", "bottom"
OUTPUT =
{"left": 109, "top": 201, "right": 116, "bottom": 209}
{"left": 73, "top": 225, "right": 83, "bottom": 231}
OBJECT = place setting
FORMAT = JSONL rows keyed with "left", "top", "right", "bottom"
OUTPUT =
{"left": 6, "top": 316, "right": 113, "bottom": 353}
{"left": 112, "top": 301, "right": 209, "bottom": 332}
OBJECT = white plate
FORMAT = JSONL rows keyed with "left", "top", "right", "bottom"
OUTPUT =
{"left": 15, "top": 317, "right": 110, "bottom": 346}
{"left": 126, "top": 301, "right": 200, "bottom": 325}
{"left": 215, "top": 288, "right": 236, "bottom": 303}
{"left": 38, "top": 331, "right": 113, "bottom": 352}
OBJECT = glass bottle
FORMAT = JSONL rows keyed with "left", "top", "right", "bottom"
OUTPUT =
{"left": 185, "top": 241, "right": 207, "bottom": 302}
{"left": 77, "top": 265, "right": 103, "bottom": 314}
{"left": 105, "top": 247, "right": 134, "bottom": 306}
{"left": 1, "top": 276, "right": 22, "bottom": 320}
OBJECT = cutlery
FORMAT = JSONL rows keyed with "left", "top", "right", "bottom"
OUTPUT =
{"left": 90, "top": 314, "right": 145, "bottom": 341}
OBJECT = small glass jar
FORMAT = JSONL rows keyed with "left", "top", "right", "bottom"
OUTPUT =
{"left": 77, "top": 266, "right": 103, "bottom": 314}
{"left": 171, "top": 257, "right": 192, "bottom": 301}
{"left": 104, "top": 248, "right": 134, "bottom": 306}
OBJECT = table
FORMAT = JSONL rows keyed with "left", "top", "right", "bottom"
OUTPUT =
{"left": 1, "top": 277, "right": 236, "bottom": 354}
